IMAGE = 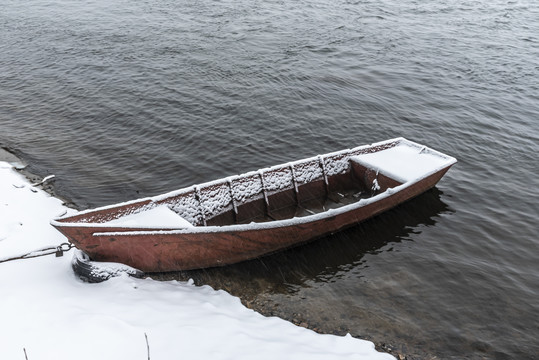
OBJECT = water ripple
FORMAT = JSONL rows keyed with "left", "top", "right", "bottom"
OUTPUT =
{"left": 1, "top": 0, "right": 538, "bottom": 358}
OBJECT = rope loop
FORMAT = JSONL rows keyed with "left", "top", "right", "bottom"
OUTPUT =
{"left": 58, "top": 242, "right": 73, "bottom": 252}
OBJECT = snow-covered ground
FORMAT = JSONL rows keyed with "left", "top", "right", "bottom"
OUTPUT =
{"left": 0, "top": 161, "right": 394, "bottom": 360}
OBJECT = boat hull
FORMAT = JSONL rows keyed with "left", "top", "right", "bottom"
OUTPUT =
{"left": 55, "top": 167, "right": 450, "bottom": 272}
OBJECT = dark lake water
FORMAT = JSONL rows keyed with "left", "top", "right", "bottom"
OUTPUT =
{"left": 1, "top": 0, "right": 538, "bottom": 358}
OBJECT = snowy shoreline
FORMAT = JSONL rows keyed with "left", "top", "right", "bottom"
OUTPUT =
{"left": 0, "top": 161, "right": 394, "bottom": 360}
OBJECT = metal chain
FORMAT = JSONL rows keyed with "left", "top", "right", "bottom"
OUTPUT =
{"left": 0, "top": 242, "right": 73, "bottom": 264}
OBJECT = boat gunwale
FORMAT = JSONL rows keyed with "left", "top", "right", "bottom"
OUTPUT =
{"left": 89, "top": 161, "right": 454, "bottom": 237}
{"left": 50, "top": 137, "right": 456, "bottom": 233}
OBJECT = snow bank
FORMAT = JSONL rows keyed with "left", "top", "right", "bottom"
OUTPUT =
{"left": 0, "top": 162, "right": 394, "bottom": 360}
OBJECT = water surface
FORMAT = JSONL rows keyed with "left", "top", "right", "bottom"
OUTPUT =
{"left": 1, "top": 0, "right": 538, "bottom": 358}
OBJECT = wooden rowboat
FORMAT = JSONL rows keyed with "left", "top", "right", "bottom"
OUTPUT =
{"left": 51, "top": 138, "right": 456, "bottom": 273}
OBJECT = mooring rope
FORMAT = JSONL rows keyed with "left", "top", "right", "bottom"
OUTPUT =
{"left": 0, "top": 242, "right": 73, "bottom": 264}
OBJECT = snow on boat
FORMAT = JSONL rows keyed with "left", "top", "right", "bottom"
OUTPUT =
{"left": 51, "top": 138, "right": 456, "bottom": 273}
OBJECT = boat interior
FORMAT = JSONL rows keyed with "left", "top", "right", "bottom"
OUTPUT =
{"left": 58, "top": 139, "right": 452, "bottom": 229}
{"left": 55, "top": 143, "right": 410, "bottom": 228}
{"left": 162, "top": 155, "right": 403, "bottom": 227}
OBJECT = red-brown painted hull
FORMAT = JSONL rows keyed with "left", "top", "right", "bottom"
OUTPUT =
{"left": 52, "top": 138, "right": 457, "bottom": 272}
{"left": 53, "top": 167, "right": 450, "bottom": 272}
